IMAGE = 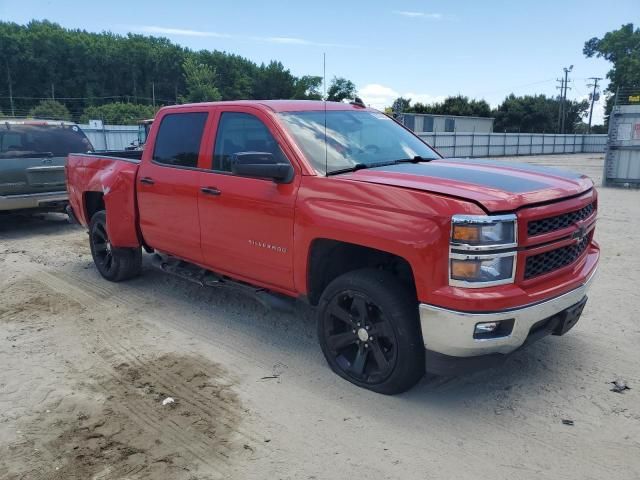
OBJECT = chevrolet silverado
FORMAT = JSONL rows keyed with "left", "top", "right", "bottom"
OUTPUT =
{"left": 66, "top": 100, "right": 599, "bottom": 394}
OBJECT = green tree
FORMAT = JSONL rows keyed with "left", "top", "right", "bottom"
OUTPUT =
{"left": 492, "top": 94, "right": 588, "bottom": 133}
{"left": 181, "top": 57, "right": 221, "bottom": 103}
{"left": 80, "top": 102, "right": 156, "bottom": 125}
{"left": 584, "top": 24, "right": 640, "bottom": 91}
{"left": 293, "top": 75, "right": 323, "bottom": 100}
{"left": 391, "top": 97, "right": 411, "bottom": 113}
{"left": 29, "top": 100, "right": 71, "bottom": 120}
{"left": 254, "top": 61, "right": 296, "bottom": 99}
{"left": 409, "top": 95, "right": 492, "bottom": 117}
{"left": 584, "top": 23, "right": 640, "bottom": 116}
{"left": 326, "top": 77, "right": 356, "bottom": 102}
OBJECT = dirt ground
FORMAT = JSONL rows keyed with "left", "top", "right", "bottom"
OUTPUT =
{"left": 0, "top": 153, "right": 638, "bottom": 480}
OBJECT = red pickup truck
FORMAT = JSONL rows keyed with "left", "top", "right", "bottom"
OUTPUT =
{"left": 66, "top": 100, "right": 599, "bottom": 394}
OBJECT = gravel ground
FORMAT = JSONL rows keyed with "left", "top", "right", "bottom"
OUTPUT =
{"left": 0, "top": 153, "right": 638, "bottom": 479}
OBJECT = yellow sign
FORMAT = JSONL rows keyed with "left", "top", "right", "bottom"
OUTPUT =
{"left": 629, "top": 95, "right": 640, "bottom": 103}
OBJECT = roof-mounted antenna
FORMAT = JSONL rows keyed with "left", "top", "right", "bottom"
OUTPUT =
{"left": 323, "top": 52, "right": 328, "bottom": 177}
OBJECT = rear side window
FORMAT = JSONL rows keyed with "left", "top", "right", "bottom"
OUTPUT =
{"left": 0, "top": 124, "right": 93, "bottom": 158}
{"left": 213, "top": 112, "right": 287, "bottom": 172}
{"left": 153, "top": 112, "right": 208, "bottom": 168}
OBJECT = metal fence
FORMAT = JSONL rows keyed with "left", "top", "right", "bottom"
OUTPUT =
{"left": 78, "top": 123, "right": 608, "bottom": 158}
{"left": 416, "top": 132, "right": 607, "bottom": 158}
{"left": 79, "top": 124, "right": 138, "bottom": 151}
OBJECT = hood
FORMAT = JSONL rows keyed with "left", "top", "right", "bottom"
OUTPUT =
{"left": 337, "top": 158, "right": 594, "bottom": 212}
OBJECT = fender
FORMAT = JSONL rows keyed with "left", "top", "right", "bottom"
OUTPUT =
{"left": 293, "top": 175, "right": 484, "bottom": 302}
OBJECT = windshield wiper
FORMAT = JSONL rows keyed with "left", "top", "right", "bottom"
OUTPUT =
{"left": 326, "top": 156, "right": 432, "bottom": 176}
{"left": 326, "top": 163, "right": 369, "bottom": 176}
{"left": 392, "top": 155, "right": 432, "bottom": 164}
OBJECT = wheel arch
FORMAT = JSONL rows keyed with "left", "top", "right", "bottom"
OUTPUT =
{"left": 306, "top": 238, "right": 418, "bottom": 306}
{"left": 83, "top": 191, "right": 105, "bottom": 223}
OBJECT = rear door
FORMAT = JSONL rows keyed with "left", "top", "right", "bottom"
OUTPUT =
{"left": 198, "top": 107, "right": 299, "bottom": 291}
{"left": 0, "top": 123, "right": 91, "bottom": 196}
{"left": 137, "top": 110, "right": 209, "bottom": 264}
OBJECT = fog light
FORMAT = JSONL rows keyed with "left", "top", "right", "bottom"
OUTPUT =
{"left": 475, "top": 322, "right": 499, "bottom": 334}
{"left": 473, "top": 319, "right": 515, "bottom": 340}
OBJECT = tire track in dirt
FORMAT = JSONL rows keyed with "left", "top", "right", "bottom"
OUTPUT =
{"left": 28, "top": 266, "right": 264, "bottom": 438}
{"left": 19, "top": 262, "right": 271, "bottom": 462}
{"left": 1, "top": 268, "right": 250, "bottom": 478}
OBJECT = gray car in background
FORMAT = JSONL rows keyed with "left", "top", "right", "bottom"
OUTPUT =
{"left": 0, "top": 119, "right": 93, "bottom": 213}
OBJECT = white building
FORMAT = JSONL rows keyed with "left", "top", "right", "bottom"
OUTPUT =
{"left": 399, "top": 113, "right": 494, "bottom": 133}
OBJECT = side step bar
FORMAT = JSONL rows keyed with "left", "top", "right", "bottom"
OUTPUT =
{"left": 150, "top": 254, "right": 296, "bottom": 313}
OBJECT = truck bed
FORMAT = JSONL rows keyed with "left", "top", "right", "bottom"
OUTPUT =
{"left": 66, "top": 151, "right": 142, "bottom": 248}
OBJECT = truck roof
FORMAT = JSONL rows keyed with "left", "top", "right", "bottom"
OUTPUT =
{"left": 161, "top": 100, "right": 373, "bottom": 113}
{"left": 1, "top": 118, "right": 78, "bottom": 126}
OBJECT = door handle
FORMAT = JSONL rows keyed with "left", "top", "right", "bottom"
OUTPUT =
{"left": 139, "top": 177, "right": 155, "bottom": 185}
{"left": 201, "top": 186, "right": 221, "bottom": 196}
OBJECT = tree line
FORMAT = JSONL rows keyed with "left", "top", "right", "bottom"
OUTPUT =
{"left": 0, "top": 20, "right": 356, "bottom": 123}
{"left": 391, "top": 94, "right": 595, "bottom": 134}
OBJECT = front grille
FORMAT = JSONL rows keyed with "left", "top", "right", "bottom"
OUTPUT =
{"left": 528, "top": 203, "right": 595, "bottom": 236}
{"left": 524, "top": 235, "right": 590, "bottom": 279}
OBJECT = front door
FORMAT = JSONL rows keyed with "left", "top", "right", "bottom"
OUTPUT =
{"left": 137, "top": 110, "right": 209, "bottom": 264}
{"left": 198, "top": 108, "right": 298, "bottom": 291}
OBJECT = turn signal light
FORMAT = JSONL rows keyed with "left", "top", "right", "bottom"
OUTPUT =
{"left": 450, "top": 259, "right": 480, "bottom": 279}
{"left": 452, "top": 225, "right": 480, "bottom": 243}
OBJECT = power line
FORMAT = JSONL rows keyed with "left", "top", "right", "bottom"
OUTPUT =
{"left": 586, "top": 77, "right": 602, "bottom": 133}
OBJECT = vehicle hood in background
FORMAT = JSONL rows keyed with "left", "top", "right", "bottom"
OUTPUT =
{"left": 338, "top": 158, "right": 594, "bottom": 212}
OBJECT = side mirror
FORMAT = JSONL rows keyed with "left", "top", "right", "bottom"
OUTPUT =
{"left": 231, "top": 152, "right": 294, "bottom": 184}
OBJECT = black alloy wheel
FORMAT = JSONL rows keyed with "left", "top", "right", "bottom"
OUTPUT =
{"left": 89, "top": 210, "right": 142, "bottom": 282}
{"left": 91, "top": 219, "right": 115, "bottom": 275}
{"left": 317, "top": 269, "right": 425, "bottom": 394}
{"left": 323, "top": 291, "right": 397, "bottom": 384}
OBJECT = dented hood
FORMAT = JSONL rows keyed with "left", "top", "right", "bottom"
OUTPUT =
{"left": 337, "top": 158, "right": 593, "bottom": 212}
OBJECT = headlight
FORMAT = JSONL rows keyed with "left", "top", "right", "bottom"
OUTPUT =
{"left": 449, "top": 214, "right": 517, "bottom": 288}
{"left": 450, "top": 253, "right": 515, "bottom": 284}
{"left": 451, "top": 214, "right": 517, "bottom": 248}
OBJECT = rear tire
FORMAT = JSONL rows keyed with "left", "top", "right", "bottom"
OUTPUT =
{"left": 89, "top": 210, "right": 142, "bottom": 282}
{"left": 316, "top": 269, "right": 424, "bottom": 395}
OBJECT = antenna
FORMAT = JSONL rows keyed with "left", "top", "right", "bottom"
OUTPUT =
{"left": 323, "top": 52, "right": 328, "bottom": 177}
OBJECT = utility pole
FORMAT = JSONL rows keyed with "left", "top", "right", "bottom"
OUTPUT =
{"left": 556, "top": 77, "right": 565, "bottom": 133}
{"left": 6, "top": 60, "right": 15, "bottom": 117}
{"left": 51, "top": 83, "right": 55, "bottom": 100}
{"left": 586, "top": 77, "right": 602, "bottom": 134}
{"left": 560, "top": 65, "right": 573, "bottom": 134}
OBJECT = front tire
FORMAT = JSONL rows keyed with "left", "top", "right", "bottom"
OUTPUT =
{"left": 316, "top": 269, "right": 425, "bottom": 394}
{"left": 89, "top": 210, "right": 142, "bottom": 282}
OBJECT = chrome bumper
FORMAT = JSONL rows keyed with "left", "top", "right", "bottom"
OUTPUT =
{"left": 419, "top": 270, "right": 597, "bottom": 357}
{"left": 0, "top": 191, "right": 68, "bottom": 211}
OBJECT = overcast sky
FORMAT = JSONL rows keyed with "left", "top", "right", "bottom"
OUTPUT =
{"left": 2, "top": 0, "right": 635, "bottom": 123}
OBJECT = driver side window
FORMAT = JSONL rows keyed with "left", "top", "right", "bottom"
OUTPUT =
{"left": 213, "top": 112, "right": 287, "bottom": 172}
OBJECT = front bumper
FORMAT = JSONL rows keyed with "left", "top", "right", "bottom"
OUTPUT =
{"left": 0, "top": 191, "right": 68, "bottom": 211}
{"left": 419, "top": 269, "right": 596, "bottom": 369}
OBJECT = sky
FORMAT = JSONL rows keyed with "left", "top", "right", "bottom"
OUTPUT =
{"left": 1, "top": 0, "right": 636, "bottom": 124}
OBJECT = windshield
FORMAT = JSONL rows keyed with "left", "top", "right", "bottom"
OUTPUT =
{"left": 278, "top": 110, "right": 439, "bottom": 175}
{"left": 0, "top": 124, "right": 94, "bottom": 158}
